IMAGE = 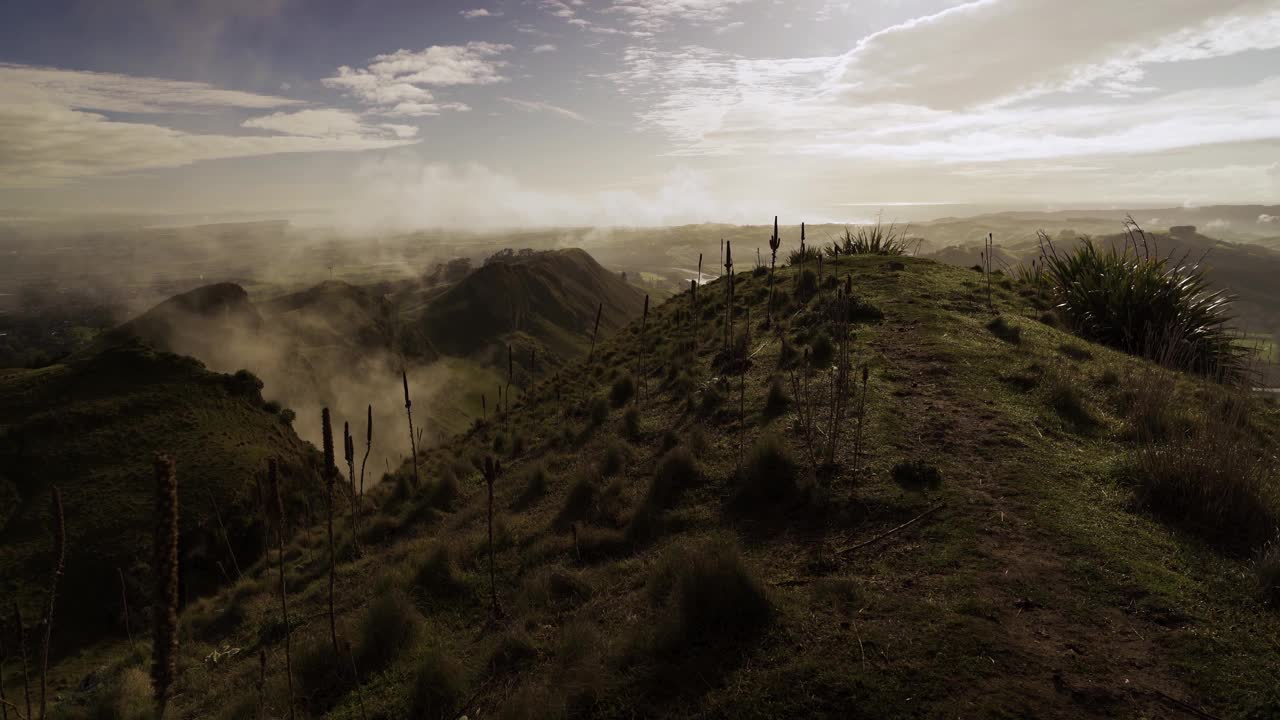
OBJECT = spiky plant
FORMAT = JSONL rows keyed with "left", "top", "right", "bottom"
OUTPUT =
{"left": 151, "top": 458, "right": 178, "bottom": 718}
{"left": 768, "top": 216, "right": 781, "bottom": 322}
{"left": 402, "top": 370, "right": 420, "bottom": 487}
{"left": 827, "top": 219, "right": 910, "bottom": 257}
{"left": 1039, "top": 221, "right": 1246, "bottom": 382}
{"left": 266, "top": 459, "right": 296, "bottom": 720}
{"left": 482, "top": 457, "right": 503, "bottom": 616}
{"left": 343, "top": 421, "right": 361, "bottom": 556}
{"left": 322, "top": 407, "right": 339, "bottom": 653}
{"left": 39, "top": 486, "right": 64, "bottom": 720}
{"left": 360, "top": 404, "right": 372, "bottom": 502}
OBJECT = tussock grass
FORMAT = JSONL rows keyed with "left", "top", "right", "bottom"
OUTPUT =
{"left": 736, "top": 436, "right": 803, "bottom": 507}
{"left": 408, "top": 645, "right": 467, "bottom": 720}
{"left": 356, "top": 589, "right": 421, "bottom": 675}
{"left": 412, "top": 544, "right": 466, "bottom": 599}
{"left": 646, "top": 541, "right": 772, "bottom": 652}
{"left": 610, "top": 374, "right": 636, "bottom": 408}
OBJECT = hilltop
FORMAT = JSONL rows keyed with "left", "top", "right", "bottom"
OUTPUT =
{"left": 18, "top": 250, "right": 1280, "bottom": 719}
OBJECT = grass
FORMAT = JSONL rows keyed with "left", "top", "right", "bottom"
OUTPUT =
{"left": 33, "top": 250, "right": 1280, "bottom": 720}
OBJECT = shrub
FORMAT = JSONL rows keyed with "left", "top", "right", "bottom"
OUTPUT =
{"left": 809, "top": 333, "right": 834, "bottom": 368}
{"left": 554, "top": 475, "right": 598, "bottom": 531}
{"left": 413, "top": 543, "right": 465, "bottom": 599}
{"left": 644, "top": 447, "right": 699, "bottom": 511}
{"left": 514, "top": 463, "right": 548, "bottom": 508}
{"left": 427, "top": 470, "right": 459, "bottom": 511}
{"left": 891, "top": 460, "right": 943, "bottom": 493}
{"left": 623, "top": 406, "right": 641, "bottom": 439}
{"left": 737, "top": 436, "right": 801, "bottom": 505}
{"left": 1040, "top": 231, "right": 1246, "bottom": 381}
{"left": 647, "top": 541, "right": 772, "bottom": 651}
{"left": 279, "top": 407, "right": 296, "bottom": 425}
{"left": 357, "top": 589, "right": 421, "bottom": 674}
{"left": 987, "top": 316, "right": 1022, "bottom": 344}
{"left": 487, "top": 629, "right": 538, "bottom": 674}
{"left": 518, "top": 567, "right": 592, "bottom": 614}
{"left": 588, "top": 396, "right": 609, "bottom": 426}
{"left": 1257, "top": 539, "right": 1280, "bottom": 607}
{"left": 610, "top": 374, "right": 636, "bottom": 408}
{"left": 601, "top": 440, "right": 627, "bottom": 477}
{"left": 763, "top": 377, "right": 790, "bottom": 418}
{"left": 1133, "top": 400, "right": 1278, "bottom": 553}
{"left": 294, "top": 634, "right": 353, "bottom": 711}
{"left": 826, "top": 221, "right": 909, "bottom": 256}
{"left": 796, "top": 269, "right": 818, "bottom": 296}
{"left": 409, "top": 646, "right": 467, "bottom": 720}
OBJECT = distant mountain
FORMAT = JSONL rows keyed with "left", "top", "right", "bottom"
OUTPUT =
{"left": 416, "top": 248, "right": 647, "bottom": 367}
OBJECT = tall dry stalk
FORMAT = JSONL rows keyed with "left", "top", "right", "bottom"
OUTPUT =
{"left": 321, "top": 408, "right": 339, "bottom": 653}
{"left": 206, "top": 489, "right": 242, "bottom": 581}
{"left": 768, "top": 216, "right": 780, "bottom": 322}
{"left": 39, "top": 487, "right": 64, "bottom": 720}
{"left": 482, "top": 457, "right": 502, "bottom": 616}
{"left": 852, "top": 365, "right": 870, "bottom": 480}
{"left": 266, "top": 459, "right": 296, "bottom": 720}
{"left": 359, "top": 404, "right": 372, "bottom": 502}
{"left": 589, "top": 303, "right": 602, "bottom": 363}
{"left": 343, "top": 422, "right": 361, "bottom": 557}
{"left": 723, "top": 241, "right": 734, "bottom": 353}
{"left": 983, "top": 232, "right": 994, "bottom": 310}
{"left": 638, "top": 295, "right": 649, "bottom": 404}
{"left": 151, "top": 458, "right": 178, "bottom": 719}
{"left": 117, "top": 567, "right": 135, "bottom": 652}
{"left": 402, "top": 370, "right": 419, "bottom": 488}
{"left": 13, "top": 603, "right": 31, "bottom": 720}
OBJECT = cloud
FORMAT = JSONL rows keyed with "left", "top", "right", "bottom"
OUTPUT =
{"left": 460, "top": 8, "right": 502, "bottom": 18}
{"left": 500, "top": 97, "right": 588, "bottom": 122}
{"left": 339, "top": 161, "right": 755, "bottom": 231}
{"left": 0, "top": 63, "right": 301, "bottom": 113}
{"left": 242, "top": 108, "right": 419, "bottom": 140}
{"left": 831, "top": 0, "right": 1280, "bottom": 108}
{"left": 322, "top": 42, "right": 512, "bottom": 115}
{"left": 605, "top": 0, "right": 755, "bottom": 30}
{"left": 532, "top": 44, "right": 559, "bottom": 53}
{"left": 0, "top": 66, "right": 416, "bottom": 187}
{"left": 606, "top": 1, "right": 1280, "bottom": 164}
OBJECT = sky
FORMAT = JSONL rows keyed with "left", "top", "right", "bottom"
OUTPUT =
{"left": 1, "top": 0, "right": 1278, "bottom": 228}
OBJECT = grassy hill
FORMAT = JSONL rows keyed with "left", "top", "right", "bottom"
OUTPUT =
{"left": 417, "top": 248, "right": 647, "bottom": 367}
{"left": 0, "top": 341, "right": 316, "bottom": 653}
{"left": 21, "top": 251, "right": 1280, "bottom": 719}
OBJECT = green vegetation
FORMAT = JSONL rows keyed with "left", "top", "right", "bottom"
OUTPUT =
{"left": 13, "top": 245, "right": 1280, "bottom": 720}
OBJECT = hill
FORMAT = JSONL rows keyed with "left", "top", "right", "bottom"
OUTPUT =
{"left": 0, "top": 341, "right": 316, "bottom": 652}
{"left": 22, "top": 251, "right": 1280, "bottom": 719}
{"left": 416, "top": 248, "right": 647, "bottom": 367}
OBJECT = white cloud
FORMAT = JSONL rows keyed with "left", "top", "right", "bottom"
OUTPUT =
{"left": 606, "top": 0, "right": 755, "bottom": 30}
{"left": 532, "top": 44, "right": 559, "bottom": 53}
{"left": 242, "top": 109, "right": 419, "bottom": 141}
{"left": 500, "top": 97, "right": 588, "bottom": 122}
{"left": 0, "top": 63, "right": 301, "bottom": 114}
{"left": 322, "top": 42, "right": 512, "bottom": 115}
{"left": 831, "top": 0, "right": 1280, "bottom": 108}
{"left": 0, "top": 66, "right": 416, "bottom": 188}
{"left": 461, "top": 8, "right": 502, "bottom": 18}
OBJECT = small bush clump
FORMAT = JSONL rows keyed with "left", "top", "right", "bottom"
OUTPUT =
{"left": 647, "top": 541, "right": 773, "bottom": 651}
{"left": 409, "top": 646, "right": 467, "bottom": 720}
{"left": 588, "top": 395, "right": 609, "bottom": 427}
{"left": 601, "top": 440, "right": 627, "bottom": 477}
{"left": 357, "top": 589, "right": 421, "bottom": 674}
{"left": 623, "top": 406, "right": 641, "bottom": 439}
{"left": 610, "top": 374, "right": 636, "bottom": 408}
{"left": 762, "top": 377, "right": 789, "bottom": 418}
{"left": 987, "top": 316, "right": 1022, "bottom": 344}
{"left": 737, "top": 436, "right": 801, "bottom": 506}
{"left": 891, "top": 460, "right": 943, "bottom": 493}
{"left": 413, "top": 543, "right": 465, "bottom": 599}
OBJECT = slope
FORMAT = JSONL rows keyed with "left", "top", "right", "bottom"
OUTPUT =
{"left": 35, "top": 253, "right": 1280, "bottom": 720}
{"left": 415, "top": 248, "right": 647, "bottom": 370}
{"left": 0, "top": 341, "right": 316, "bottom": 652}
